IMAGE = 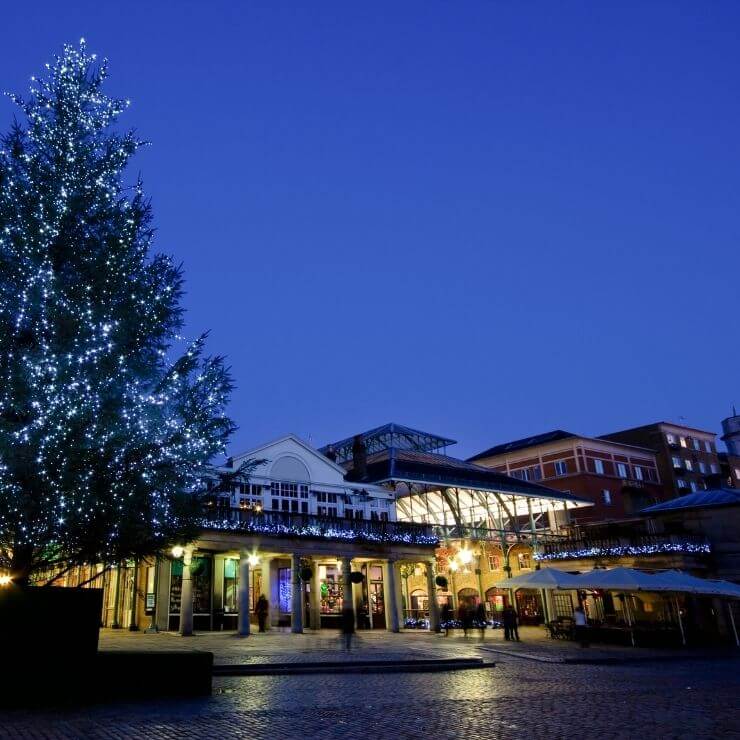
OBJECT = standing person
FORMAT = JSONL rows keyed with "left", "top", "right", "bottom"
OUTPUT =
{"left": 256, "top": 594, "right": 269, "bottom": 633}
{"left": 503, "top": 605, "right": 520, "bottom": 641}
{"left": 573, "top": 605, "right": 589, "bottom": 647}
{"left": 341, "top": 606, "right": 355, "bottom": 651}
{"left": 476, "top": 601, "right": 488, "bottom": 641}
{"left": 457, "top": 601, "right": 469, "bottom": 637}
{"left": 441, "top": 602, "right": 453, "bottom": 636}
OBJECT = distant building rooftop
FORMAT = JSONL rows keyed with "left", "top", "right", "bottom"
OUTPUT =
{"left": 640, "top": 488, "right": 740, "bottom": 515}
{"left": 467, "top": 430, "right": 578, "bottom": 462}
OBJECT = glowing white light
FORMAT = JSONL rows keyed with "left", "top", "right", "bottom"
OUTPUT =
{"left": 171, "top": 545, "right": 184, "bottom": 558}
{"left": 457, "top": 548, "right": 473, "bottom": 565}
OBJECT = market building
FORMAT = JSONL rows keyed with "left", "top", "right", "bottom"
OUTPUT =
{"left": 319, "top": 423, "right": 593, "bottom": 626}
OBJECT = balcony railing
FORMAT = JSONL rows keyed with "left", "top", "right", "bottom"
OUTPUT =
{"left": 201, "top": 507, "right": 439, "bottom": 546}
{"left": 534, "top": 533, "right": 711, "bottom": 562}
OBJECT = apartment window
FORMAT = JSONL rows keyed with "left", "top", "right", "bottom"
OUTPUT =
{"left": 616, "top": 463, "right": 628, "bottom": 478}
{"left": 672, "top": 456, "right": 682, "bottom": 468}
{"left": 698, "top": 462, "right": 707, "bottom": 474}
{"left": 690, "top": 481, "right": 698, "bottom": 492}
{"left": 488, "top": 555, "right": 501, "bottom": 571}
{"left": 634, "top": 466, "right": 643, "bottom": 481}
{"left": 594, "top": 459, "right": 605, "bottom": 475}
{"left": 705, "top": 441, "right": 713, "bottom": 453}
{"left": 679, "top": 437, "right": 687, "bottom": 448}
{"left": 735, "top": 468, "right": 740, "bottom": 479}
{"left": 666, "top": 433, "right": 676, "bottom": 445}
{"left": 677, "top": 479, "right": 688, "bottom": 489}
{"left": 554, "top": 460, "right": 568, "bottom": 476}
{"left": 710, "top": 463, "right": 720, "bottom": 474}
{"left": 692, "top": 439, "right": 700, "bottom": 451}
{"left": 517, "top": 552, "right": 532, "bottom": 570}
{"left": 685, "top": 459, "right": 693, "bottom": 472}
{"left": 601, "top": 489, "right": 612, "bottom": 505}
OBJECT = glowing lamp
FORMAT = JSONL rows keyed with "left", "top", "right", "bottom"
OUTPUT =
{"left": 171, "top": 545, "right": 184, "bottom": 559}
{"left": 247, "top": 553, "right": 260, "bottom": 567}
{"left": 458, "top": 548, "right": 473, "bottom": 565}
{"left": 0, "top": 574, "right": 11, "bottom": 586}
{"left": 448, "top": 560, "right": 459, "bottom": 572}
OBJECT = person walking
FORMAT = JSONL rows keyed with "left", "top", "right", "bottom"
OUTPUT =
{"left": 457, "top": 602, "right": 469, "bottom": 637}
{"left": 476, "top": 601, "right": 487, "bottom": 641}
{"left": 341, "top": 605, "right": 355, "bottom": 651}
{"left": 256, "top": 594, "right": 269, "bottom": 633}
{"left": 573, "top": 605, "right": 589, "bottom": 647}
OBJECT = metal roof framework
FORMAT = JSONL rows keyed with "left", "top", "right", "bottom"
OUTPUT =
{"left": 320, "top": 422, "right": 456, "bottom": 464}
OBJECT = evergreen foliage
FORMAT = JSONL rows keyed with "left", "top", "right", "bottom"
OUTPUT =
{"left": 0, "top": 42, "right": 236, "bottom": 583}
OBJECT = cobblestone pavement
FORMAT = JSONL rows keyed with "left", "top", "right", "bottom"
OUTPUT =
{"left": 2, "top": 632, "right": 739, "bottom": 739}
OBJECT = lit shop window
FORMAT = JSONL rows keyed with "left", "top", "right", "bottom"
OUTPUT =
{"left": 554, "top": 461, "right": 568, "bottom": 476}
{"left": 594, "top": 459, "right": 605, "bottom": 475}
{"left": 602, "top": 490, "right": 612, "bottom": 505}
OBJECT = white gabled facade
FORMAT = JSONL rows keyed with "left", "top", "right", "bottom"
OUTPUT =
{"left": 220, "top": 434, "right": 395, "bottom": 521}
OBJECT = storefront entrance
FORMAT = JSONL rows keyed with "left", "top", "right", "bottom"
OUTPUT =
{"left": 359, "top": 563, "right": 386, "bottom": 629}
{"left": 515, "top": 589, "right": 544, "bottom": 625}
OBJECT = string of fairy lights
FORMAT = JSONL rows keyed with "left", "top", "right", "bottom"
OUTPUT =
{"left": 0, "top": 41, "right": 234, "bottom": 576}
{"left": 534, "top": 541, "right": 712, "bottom": 562}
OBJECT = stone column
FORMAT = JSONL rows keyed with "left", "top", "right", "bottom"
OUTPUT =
{"left": 179, "top": 548, "right": 194, "bottom": 636}
{"left": 155, "top": 557, "right": 170, "bottom": 631}
{"left": 291, "top": 554, "right": 303, "bottom": 633}
{"left": 384, "top": 560, "right": 400, "bottom": 633}
{"left": 128, "top": 558, "right": 140, "bottom": 631}
{"left": 310, "top": 558, "right": 322, "bottom": 630}
{"left": 426, "top": 559, "right": 440, "bottom": 633}
{"left": 111, "top": 562, "right": 123, "bottom": 628}
{"left": 261, "top": 557, "right": 273, "bottom": 629}
{"left": 238, "top": 551, "right": 251, "bottom": 636}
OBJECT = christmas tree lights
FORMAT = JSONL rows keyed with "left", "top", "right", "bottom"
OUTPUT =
{"left": 0, "top": 42, "right": 236, "bottom": 584}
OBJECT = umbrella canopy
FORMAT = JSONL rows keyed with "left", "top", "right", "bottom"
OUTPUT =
{"left": 572, "top": 567, "right": 669, "bottom": 592}
{"left": 653, "top": 570, "right": 740, "bottom": 599}
{"left": 494, "top": 567, "right": 583, "bottom": 590}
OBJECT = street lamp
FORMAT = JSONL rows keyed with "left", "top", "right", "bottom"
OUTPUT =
{"left": 247, "top": 553, "right": 260, "bottom": 567}
{"left": 0, "top": 574, "right": 12, "bottom": 586}
{"left": 171, "top": 545, "right": 184, "bottom": 559}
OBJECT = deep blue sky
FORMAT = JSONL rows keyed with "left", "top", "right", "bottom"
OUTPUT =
{"left": 2, "top": 2, "right": 739, "bottom": 457}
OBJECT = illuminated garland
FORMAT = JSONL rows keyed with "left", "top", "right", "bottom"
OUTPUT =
{"left": 201, "top": 517, "right": 440, "bottom": 546}
{"left": 534, "top": 541, "right": 711, "bottom": 561}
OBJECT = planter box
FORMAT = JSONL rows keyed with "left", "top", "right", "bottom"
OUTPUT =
{"left": 0, "top": 586, "right": 103, "bottom": 706}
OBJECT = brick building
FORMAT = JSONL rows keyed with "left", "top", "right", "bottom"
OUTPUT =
{"left": 720, "top": 412, "right": 740, "bottom": 489}
{"left": 467, "top": 430, "right": 663, "bottom": 525}
{"left": 600, "top": 422, "right": 721, "bottom": 498}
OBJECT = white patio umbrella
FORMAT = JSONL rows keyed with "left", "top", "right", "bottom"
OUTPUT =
{"left": 571, "top": 566, "right": 668, "bottom": 592}
{"left": 494, "top": 567, "right": 583, "bottom": 590}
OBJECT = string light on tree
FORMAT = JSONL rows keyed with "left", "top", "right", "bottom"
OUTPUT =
{"left": 0, "top": 42, "right": 236, "bottom": 585}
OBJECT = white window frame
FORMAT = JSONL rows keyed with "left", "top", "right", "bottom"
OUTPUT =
{"left": 594, "top": 459, "right": 605, "bottom": 475}
{"left": 616, "top": 462, "right": 628, "bottom": 478}
{"left": 634, "top": 466, "right": 643, "bottom": 481}
{"left": 666, "top": 433, "right": 676, "bottom": 445}
{"left": 685, "top": 459, "right": 693, "bottom": 472}
{"left": 601, "top": 489, "right": 612, "bottom": 505}
{"left": 554, "top": 460, "right": 568, "bottom": 476}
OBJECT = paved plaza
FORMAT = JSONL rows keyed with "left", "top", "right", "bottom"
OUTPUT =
{"left": 2, "top": 629, "right": 739, "bottom": 739}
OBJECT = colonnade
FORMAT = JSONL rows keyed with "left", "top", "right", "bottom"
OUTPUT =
{"left": 175, "top": 548, "right": 439, "bottom": 636}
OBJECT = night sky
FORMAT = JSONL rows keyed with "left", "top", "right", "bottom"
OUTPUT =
{"left": 2, "top": 2, "right": 739, "bottom": 458}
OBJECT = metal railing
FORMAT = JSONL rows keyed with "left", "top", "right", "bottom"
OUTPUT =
{"left": 201, "top": 507, "right": 439, "bottom": 546}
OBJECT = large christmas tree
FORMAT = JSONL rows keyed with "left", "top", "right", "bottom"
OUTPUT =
{"left": 0, "top": 42, "right": 236, "bottom": 585}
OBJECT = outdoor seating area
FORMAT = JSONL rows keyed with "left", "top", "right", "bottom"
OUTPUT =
{"left": 496, "top": 566, "right": 740, "bottom": 649}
